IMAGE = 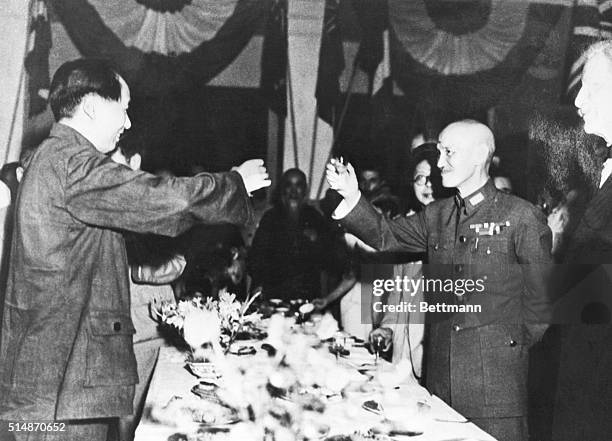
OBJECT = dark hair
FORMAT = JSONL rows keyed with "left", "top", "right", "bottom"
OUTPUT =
{"left": 49, "top": 58, "right": 123, "bottom": 121}
{"left": 358, "top": 163, "right": 383, "bottom": 176}
{"left": 406, "top": 144, "right": 454, "bottom": 212}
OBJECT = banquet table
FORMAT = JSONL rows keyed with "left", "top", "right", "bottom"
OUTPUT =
{"left": 135, "top": 341, "right": 497, "bottom": 441}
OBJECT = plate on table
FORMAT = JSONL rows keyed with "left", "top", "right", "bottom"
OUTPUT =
{"left": 190, "top": 382, "right": 220, "bottom": 401}
{"left": 369, "top": 425, "right": 424, "bottom": 439}
{"left": 362, "top": 399, "right": 384, "bottom": 415}
{"left": 197, "top": 415, "right": 241, "bottom": 428}
{"left": 149, "top": 396, "right": 240, "bottom": 428}
{"left": 186, "top": 361, "right": 221, "bottom": 381}
{"left": 228, "top": 344, "right": 257, "bottom": 356}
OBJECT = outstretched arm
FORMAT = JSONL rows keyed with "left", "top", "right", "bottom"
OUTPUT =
{"left": 325, "top": 159, "right": 428, "bottom": 254}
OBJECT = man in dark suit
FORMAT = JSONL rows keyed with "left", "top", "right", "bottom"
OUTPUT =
{"left": 0, "top": 59, "right": 270, "bottom": 441}
{"left": 326, "top": 120, "right": 552, "bottom": 441}
{"left": 550, "top": 41, "right": 612, "bottom": 441}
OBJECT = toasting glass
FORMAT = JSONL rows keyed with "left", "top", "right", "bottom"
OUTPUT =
{"left": 372, "top": 334, "right": 384, "bottom": 366}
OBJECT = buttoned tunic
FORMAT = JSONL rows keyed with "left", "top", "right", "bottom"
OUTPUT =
{"left": 0, "top": 124, "right": 252, "bottom": 420}
{"left": 341, "top": 180, "right": 552, "bottom": 429}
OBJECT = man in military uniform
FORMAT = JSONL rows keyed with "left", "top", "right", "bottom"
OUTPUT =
{"left": 326, "top": 120, "right": 552, "bottom": 441}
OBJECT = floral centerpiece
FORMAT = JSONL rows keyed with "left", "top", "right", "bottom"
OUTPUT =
{"left": 152, "top": 289, "right": 261, "bottom": 359}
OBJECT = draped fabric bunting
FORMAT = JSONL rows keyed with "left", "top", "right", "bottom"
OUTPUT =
{"left": 49, "top": 0, "right": 271, "bottom": 96}
{"left": 260, "top": 0, "right": 287, "bottom": 117}
{"left": 564, "top": 0, "right": 612, "bottom": 102}
{"left": 84, "top": 0, "right": 238, "bottom": 55}
{"left": 388, "top": 0, "right": 564, "bottom": 121}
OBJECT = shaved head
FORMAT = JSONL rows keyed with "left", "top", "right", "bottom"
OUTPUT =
{"left": 441, "top": 120, "right": 496, "bottom": 167}
{"left": 437, "top": 119, "right": 496, "bottom": 195}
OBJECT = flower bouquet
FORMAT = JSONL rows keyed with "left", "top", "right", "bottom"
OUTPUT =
{"left": 151, "top": 289, "right": 261, "bottom": 361}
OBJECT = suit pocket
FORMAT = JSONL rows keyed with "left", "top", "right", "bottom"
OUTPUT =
{"left": 84, "top": 310, "right": 138, "bottom": 387}
{"left": 479, "top": 325, "right": 528, "bottom": 408}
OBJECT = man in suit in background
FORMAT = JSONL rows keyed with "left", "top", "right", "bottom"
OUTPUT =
{"left": 326, "top": 120, "right": 552, "bottom": 441}
{"left": 550, "top": 40, "right": 612, "bottom": 441}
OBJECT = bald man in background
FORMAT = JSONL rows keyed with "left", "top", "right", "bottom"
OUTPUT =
{"left": 327, "top": 120, "right": 552, "bottom": 441}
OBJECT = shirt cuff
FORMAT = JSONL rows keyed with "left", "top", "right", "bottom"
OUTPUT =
{"left": 332, "top": 192, "right": 362, "bottom": 220}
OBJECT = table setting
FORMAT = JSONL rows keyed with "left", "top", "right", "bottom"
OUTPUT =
{"left": 137, "top": 292, "right": 496, "bottom": 441}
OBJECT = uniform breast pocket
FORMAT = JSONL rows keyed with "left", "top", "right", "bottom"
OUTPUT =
{"left": 479, "top": 325, "right": 528, "bottom": 410}
{"left": 427, "top": 236, "right": 452, "bottom": 264}
{"left": 470, "top": 238, "right": 511, "bottom": 282}
{"left": 84, "top": 310, "right": 138, "bottom": 387}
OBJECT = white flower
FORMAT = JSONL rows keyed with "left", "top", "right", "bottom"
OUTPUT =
{"left": 183, "top": 309, "right": 221, "bottom": 349}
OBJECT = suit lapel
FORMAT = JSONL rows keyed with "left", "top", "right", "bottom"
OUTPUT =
{"left": 579, "top": 181, "right": 612, "bottom": 232}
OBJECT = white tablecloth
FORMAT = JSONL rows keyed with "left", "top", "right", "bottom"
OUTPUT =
{"left": 135, "top": 344, "right": 497, "bottom": 441}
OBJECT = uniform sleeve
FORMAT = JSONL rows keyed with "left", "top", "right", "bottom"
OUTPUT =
{"left": 515, "top": 206, "right": 554, "bottom": 342}
{"left": 64, "top": 152, "right": 252, "bottom": 237}
{"left": 340, "top": 196, "right": 428, "bottom": 254}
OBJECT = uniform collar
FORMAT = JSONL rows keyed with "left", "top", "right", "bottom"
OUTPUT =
{"left": 455, "top": 179, "right": 496, "bottom": 216}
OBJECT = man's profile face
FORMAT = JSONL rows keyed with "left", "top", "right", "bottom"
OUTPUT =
{"left": 437, "top": 124, "right": 478, "bottom": 189}
{"left": 575, "top": 52, "right": 612, "bottom": 144}
{"left": 92, "top": 76, "right": 132, "bottom": 154}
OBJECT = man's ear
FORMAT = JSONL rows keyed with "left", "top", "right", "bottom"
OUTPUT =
{"left": 81, "top": 95, "right": 96, "bottom": 120}
{"left": 473, "top": 142, "right": 488, "bottom": 167}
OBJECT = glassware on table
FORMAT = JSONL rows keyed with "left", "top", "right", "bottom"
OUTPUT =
{"left": 331, "top": 331, "right": 350, "bottom": 362}
{"left": 372, "top": 334, "right": 385, "bottom": 365}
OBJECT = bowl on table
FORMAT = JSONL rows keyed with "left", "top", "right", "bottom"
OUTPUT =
{"left": 186, "top": 360, "right": 219, "bottom": 381}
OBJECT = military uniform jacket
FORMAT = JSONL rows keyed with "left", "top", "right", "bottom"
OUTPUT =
{"left": 341, "top": 180, "right": 552, "bottom": 419}
{"left": 0, "top": 124, "right": 252, "bottom": 420}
